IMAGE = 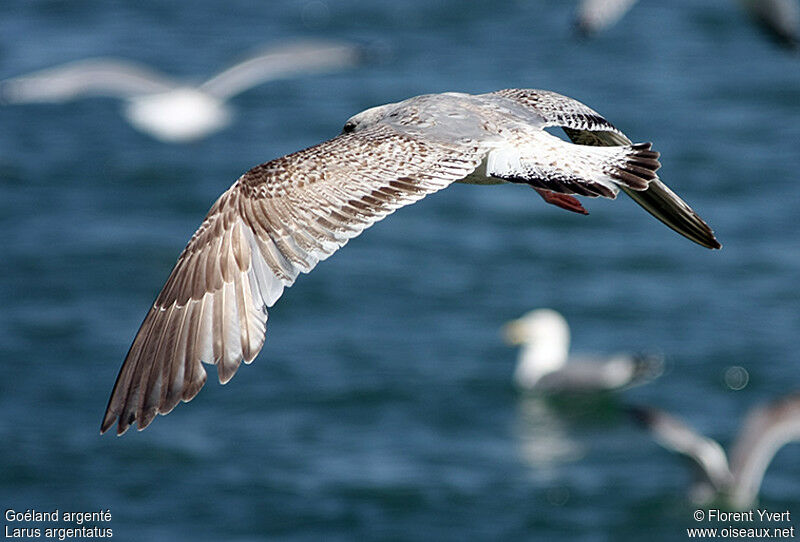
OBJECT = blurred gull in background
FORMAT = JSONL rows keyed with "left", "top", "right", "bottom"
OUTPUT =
{"left": 505, "top": 309, "right": 664, "bottom": 392}
{"left": 575, "top": 0, "right": 639, "bottom": 36}
{"left": 629, "top": 394, "right": 800, "bottom": 509}
{"left": 739, "top": 0, "right": 800, "bottom": 49}
{"left": 575, "top": 0, "right": 799, "bottom": 49}
{"left": 0, "top": 39, "right": 363, "bottom": 143}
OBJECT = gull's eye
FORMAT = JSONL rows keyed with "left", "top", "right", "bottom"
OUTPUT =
{"left": 342, "top": 121, "right": 356, "bottom": 133}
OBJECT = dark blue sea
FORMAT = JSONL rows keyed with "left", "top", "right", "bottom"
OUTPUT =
{"left": 2, "top": 0, "right": 799, "bottom": 540}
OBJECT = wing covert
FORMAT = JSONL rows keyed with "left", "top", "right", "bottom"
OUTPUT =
{"left": 102, "top": 124, "right": 483, "bottom": 435}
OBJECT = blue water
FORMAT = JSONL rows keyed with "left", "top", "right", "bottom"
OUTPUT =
{"left": 1, "top": 0, "right": 799, "bottom": 540}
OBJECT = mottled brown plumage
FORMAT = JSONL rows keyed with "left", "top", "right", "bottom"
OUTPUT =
{"left": 102, "top": 89, "right": 719, "bottom": 435}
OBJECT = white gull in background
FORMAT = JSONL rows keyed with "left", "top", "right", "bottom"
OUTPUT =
{"left": 505, "top": 309, "right": 663, "bottom": 392}
{"left": 629, "top": 394, "right": 800, "bottom": 508}
{"left": 99, "top": 88, "right": 719, "bottom": 435}
{"left": 0, "top": 39, "right": 362, "bottom": 142}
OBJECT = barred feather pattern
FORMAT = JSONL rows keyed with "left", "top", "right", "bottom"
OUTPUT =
{"left": 101, "top": 124, "right": 483, "bottom": 435}
{"left": 492, "top": 88, "right": 625, "bottom": 139}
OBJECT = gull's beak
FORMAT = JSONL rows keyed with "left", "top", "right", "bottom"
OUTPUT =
{"left": 503, "top": 320, "right": 526, "bottom": 346}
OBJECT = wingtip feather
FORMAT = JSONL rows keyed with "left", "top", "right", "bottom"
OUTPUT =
{"left": 620, "top": 181, "right": 722, "bottom": 250}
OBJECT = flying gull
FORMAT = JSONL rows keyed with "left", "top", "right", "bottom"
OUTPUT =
{"left": 504, "top": 309, "right": 663, "bottom": 392}
{"left": 100, "top": 88, "right": 720, "bottom": 435}
{"left": 629, "top": 394, "right": 800, "bottom": 508}
{"left": 575, "top": 0, "right": 799, "bottom": 49}
{"left": 0, "top": 39, "right": 362, "bottom": 142}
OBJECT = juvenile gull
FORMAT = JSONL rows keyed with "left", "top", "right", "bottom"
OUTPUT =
{"left": 0, "top": 39, "right": 361, "bottom": 142}
{"left": 629, "top": 394, "right": 800, "bottom": 508}
{"left": 101, "top": 88, "right": 720, "bottom": 435}
{"left": 505, "top": 309, "right": 663, "bottom": 392}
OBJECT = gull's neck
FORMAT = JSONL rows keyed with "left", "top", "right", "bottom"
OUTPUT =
{"left": 514, "top": 334, "right": 569, "bottom": 388}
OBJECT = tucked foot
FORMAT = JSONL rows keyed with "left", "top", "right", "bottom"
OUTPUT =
{"left": 534, "top": 188, "right": 588, "bottom": 215}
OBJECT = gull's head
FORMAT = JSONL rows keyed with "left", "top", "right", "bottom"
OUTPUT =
{"left": 341, "top": 103, "right": 397, "bottom": 134}
{"left": 504, "top": 309, "right": 569, "bottom": 347}
{"left": 504, "top": 309, "right": 571, "bottom": 388}
{"left": 124, "top": 87, "right": 232, "bottom": 143}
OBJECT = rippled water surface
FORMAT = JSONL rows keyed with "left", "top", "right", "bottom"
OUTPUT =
{"left": 1, "top": 1, "right": 799, "bottom": 540}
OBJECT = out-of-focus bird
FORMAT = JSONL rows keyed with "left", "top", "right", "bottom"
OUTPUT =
{"left": 575, "top": 0, "right": 799, "bottom": 50}
{"left": 575, "top": 0, "right": 639, "bottom": 36}
{"left": 0, "top": 39, "right": 363, "bottom": 142}
{"left": 739, "top": 0, "right": 799, "bottom": 49}
{"left": 629, "top": 394, "right": 800, "bottom": 508}
{"left": 504, "top": 309, "right": 664, "bottom": 392}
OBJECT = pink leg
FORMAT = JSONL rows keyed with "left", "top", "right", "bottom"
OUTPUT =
{"left": 533, "top": 188, "right": 588, "bottom": 215}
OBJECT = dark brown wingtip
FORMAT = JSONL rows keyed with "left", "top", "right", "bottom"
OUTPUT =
{"left": 620, "top": 181, "right": 722, "bottom": 250}
{"left": 100, "top": 391, "right": 134, "bottom": 436}
{"left": 608, "top": 142, "right": 662, "bottom": 191}
{"left": 99, "top": 419, "right": 113, "bottom": 435}
{"left": 137, "top": 407, "right": 158, "bottom": 432}
{"left": 622, "top": 144, "right": 721, "bottom": 250}
{"left": 561, "top": 129, "right": 721, "bottom": 249}
{"left": 705, "top": 236, "right": 722, "bottom": 250}
{"left": 100, "top": 396, "right": 124, "bottom": 435}
{"left": 99, "top": 411, "right": 133, "bottom": 436}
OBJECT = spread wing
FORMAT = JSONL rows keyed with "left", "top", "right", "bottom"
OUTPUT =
{"left": 101, "top": 124, "right": 483, "bottom": 435}
{"left": 0, "top": 58, "right": 177, "bottom": 103}
{"left": 199, "top": 40, "right": 362, "bottom": 100}
{"left": 490, "top": 89, "right": 721, "bottom": 249}
{"left": 728, "top": 393, "right": 800, "bottom": 508}
{"left": 628, "top": 406, "right": 733, "bottom": 490}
